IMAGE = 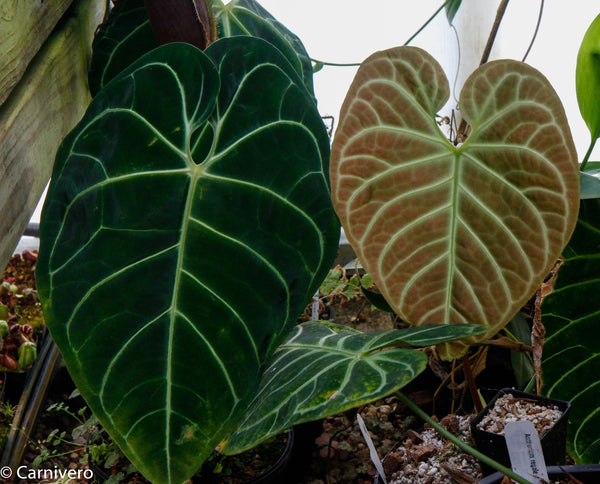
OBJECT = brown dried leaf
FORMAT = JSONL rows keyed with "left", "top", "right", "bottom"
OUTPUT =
{"left": 533, "top": 260, "right": 563, "bottom": 391}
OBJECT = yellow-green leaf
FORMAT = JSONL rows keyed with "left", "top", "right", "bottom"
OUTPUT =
{"left": 577, "top": 13, "right": 600, "bottom": 140}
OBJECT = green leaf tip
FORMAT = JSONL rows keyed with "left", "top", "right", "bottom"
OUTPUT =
{"left": 577, "top": 13, "right": 600, "bottom": 142}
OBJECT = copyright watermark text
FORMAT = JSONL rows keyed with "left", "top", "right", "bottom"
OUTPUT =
{"left": 0, "top": 465, "right": 94, "bottom": 481}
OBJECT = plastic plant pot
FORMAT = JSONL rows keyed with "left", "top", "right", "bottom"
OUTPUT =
{"left": 470, "top": 388, "right": 570, "bottom": 470}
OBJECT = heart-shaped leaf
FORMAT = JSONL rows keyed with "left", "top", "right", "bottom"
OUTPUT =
{"left": 88, "top": 0, "right": 314, "bottom": 97}
{"left": 224, "top": 321, "right": 486, "bottom": 453}
{"left": 37, "top": 38, "right": 339, "bottom": 483}
{"left": 331, "top": 46, "right": 580, "bottom": 360}
{"left": 542, "top": 199, "right": 600, "bottom": 464}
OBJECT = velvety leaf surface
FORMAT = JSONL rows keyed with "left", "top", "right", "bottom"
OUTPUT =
{"left": 88, "top": 0, "right": 158, "bottom": 96}
{"left": 88, "top": 0, "right": 314, "bottom": 97}
{"left": 542, "top": 199, "right": 600, "bottom": 464}
{"left": 331, "top": 46, "right": 580, "bottom": 360}
{"left": 576, "top": 13, "right": 600, "bottom": 140}
{"left": 224, "top": 321, "right": 485, "bottom": 453}
{"left": 37, "top": 39, "right": 339, "bottom": 483}
{"left": 214, "top": 0, "right": 315, "bottom": 96}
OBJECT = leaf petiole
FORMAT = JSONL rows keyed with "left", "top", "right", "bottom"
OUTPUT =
{"left": 580, "top": 137, "right": 598, "bottom": 171}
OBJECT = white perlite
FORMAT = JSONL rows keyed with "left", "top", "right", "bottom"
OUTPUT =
{"left": 476, "top": 393, "right": 563, "bottom": 436}
{"left": 387, "top": 415, "right": 482, "bottom": 484}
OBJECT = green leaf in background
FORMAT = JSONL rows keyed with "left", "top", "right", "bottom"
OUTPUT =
{"left": 576, "top": 13, "right": 600, "bottom": 141}
{"left": 542, "top": 198, "right": 600, "bottom": 464}
{"left": 88, "top": 0, "right": 315, "bottom": 98}
{"left": 37, "top": 38, "right": 339, "bottom": 484}
{"left": 330, "top": 46, "right": 580, "bottom": 360}
{"left": 88, "top": 0, "right": 158, "bottom": 96}
{"left": 224, "top": 321, "right": 486, "bottom": 453}
{"left": 505, "top": 312, "right": 534, "bottom": 390}
{"left": 215, "top": 0, "right": 315, "bottom": 97}
{"left": 445, "top": 0, "right": 463, "bottom": 24}
{"left": 360, "top": 274, "right": 395, "bottom": 313}
{"left": 581, "top": 162, "right": 600, "bottom": 199}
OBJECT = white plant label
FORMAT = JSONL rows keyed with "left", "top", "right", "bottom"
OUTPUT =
{"left": 505, "top": 420, "right": 549, "bottom": 484}
{"left": 356, "top": 413, "right": 387, "bottom": 484}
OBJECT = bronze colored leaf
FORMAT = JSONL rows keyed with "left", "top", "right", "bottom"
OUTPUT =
{"left": 331, "top": 47, "right": 579, "bottom": 360}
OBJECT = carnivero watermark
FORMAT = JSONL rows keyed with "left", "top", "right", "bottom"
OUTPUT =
{"left": 0, "top": 465, "right": 94, "bottom": 480}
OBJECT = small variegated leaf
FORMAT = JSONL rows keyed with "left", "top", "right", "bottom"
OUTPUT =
{"left": 223, "top": 321, "right": 485, "bottom": 453}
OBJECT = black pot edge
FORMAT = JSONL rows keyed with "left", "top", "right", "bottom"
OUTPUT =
{"left": 471, "top": 387, "right": 572, "bottom": 429}
{"left": 478, "top": 464, "right": 600, "bottom": 484}
{"left": 247, "top": 428, "right": 295, "bottom": 484}
{"left": 470, "top": 387, "right": 571, "bottom": 469}
{"left": 89, "top": 428, "right": 296, "bottom": 484}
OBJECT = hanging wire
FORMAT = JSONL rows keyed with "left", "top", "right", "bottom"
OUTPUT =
{"left": 311, "top": 0, "right": 453, "bottom": 69}
{"left": 450, "top": 23, "right": 461, "bottom": 106}
{"left": 522, "top": 0, "right": 545, "bottom": 62}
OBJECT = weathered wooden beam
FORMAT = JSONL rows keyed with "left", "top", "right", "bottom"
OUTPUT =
{"left": 0, "top": 0, "right": 106, "bottom": 268}
{"left": 0, "top": 0, "right": 75, "bottom": 107}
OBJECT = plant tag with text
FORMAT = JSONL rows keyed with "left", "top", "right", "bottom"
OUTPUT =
{"left": 505, "top": 420, "right": 549, "bottom": 484}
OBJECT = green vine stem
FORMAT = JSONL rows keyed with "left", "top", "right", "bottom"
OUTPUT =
{"left": 580, "top": 137, "right": 598, "bottom": 171}
{"left": 395, "top": 391, "right": 534, "bottom": 484}
{"left": 403, "top": 0, "right": 451, "bottom": 46}
{"left": 311, "top": 0, "right": 452, "bottom": 70}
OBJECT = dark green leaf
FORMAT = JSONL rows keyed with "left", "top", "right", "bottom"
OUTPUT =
{"left": 541, "top": 198, "right": 600, "bottom": 464}
{"left": 223, "top": 321, "right": 484, "bottom": 453}
{"left": 37, "top": 38, "right": 339, "bottom": 483}
{"left": 445, "top": 0, "right": 462, "bottom": 24}
{"left": 88, "top": 0, "right": 158, "bottom": 96}
{"left": 505, "top": 312, "right": 533, "bottom": 390}
{"left": 215, "top": 0, "right": 315, "bottom": 96}
{"left": 88, "top": 0, "right": 315, "bottom": 97}
{"left": 361, "top": 286, "right": 394, "bottom": 312}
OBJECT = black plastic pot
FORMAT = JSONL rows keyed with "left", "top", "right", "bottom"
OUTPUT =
{"left": 478, "top": 464, "right": 600, "bottom": 484}
{"left": 470, "top": 388, "right": 570, "bottom": 470}
{"left": 89, "top": 428, "right": 295, "bottom": 483}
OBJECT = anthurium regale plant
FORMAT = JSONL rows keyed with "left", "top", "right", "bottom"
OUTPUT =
{"left": 35, "top": 2, "right": 486, "bottom": 483}
{"left": 330, "top": 46, "right": 580, "bottom": 360}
